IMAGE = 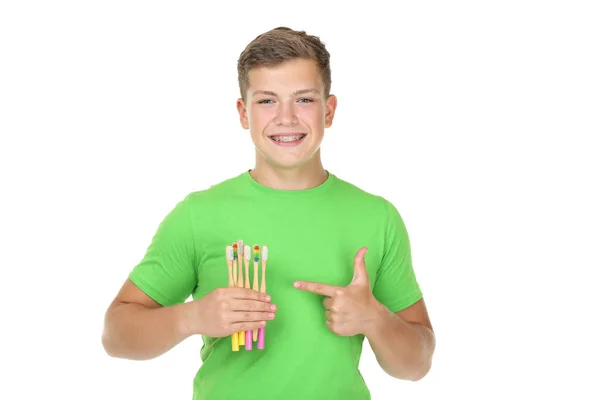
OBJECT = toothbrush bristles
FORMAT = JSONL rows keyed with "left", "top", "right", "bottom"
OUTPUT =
{"left": 262, "top": 245, "right": 268, "bottom": 261}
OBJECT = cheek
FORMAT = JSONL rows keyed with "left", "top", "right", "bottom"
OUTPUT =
{"left": 297, "top": 107, "right": 324, "bottom": 126}
{"left": 249, "top": 108, "right": 275, "bottom": 128}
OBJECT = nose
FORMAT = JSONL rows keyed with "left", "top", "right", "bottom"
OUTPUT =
{"left": 274, "top": 101, "right": 298, "bottom": 126}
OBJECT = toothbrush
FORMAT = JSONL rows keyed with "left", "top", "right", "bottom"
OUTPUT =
{"left": 234, "top": 241, "right": 245, "bottom": 346}
{"left": 243, "top": 243, "right": 251, "bottom": 291}
{"left": 252, "top": 245, "right": 260, "bottom": 342}
{"left": 243, "top": 244, "right": 252, "bottom": 350}
{"left": 226, "top": 246, "right": 239, "bottom": 351}
{"left": 232, "top": 243, "right": 238, "bottom": 288}
{"left": 237, "top": 240, "right": 244, "bottom": 292}
{"left": 258, "top": 245, "right": 268, "bottom": 350}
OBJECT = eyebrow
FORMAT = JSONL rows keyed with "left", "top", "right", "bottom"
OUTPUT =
{"left": 252, "top": 88, "right": 321, "bottom": 97}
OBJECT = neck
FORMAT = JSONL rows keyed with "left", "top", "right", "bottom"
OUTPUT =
{"left": 250, "top": 151, "right": 328, "bottom": 191}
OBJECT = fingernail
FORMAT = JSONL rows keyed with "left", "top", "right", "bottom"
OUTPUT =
{"left": 266, "top": 295, "right": 271, "bottom": 301}
{"left": 293, "top": 282, "right": 300, "bottom": 288}
{"left": 270, "top": 304, "right": 277, "bottom": 311}
{"left": 268, "top": 313, "right": 275, "bottom": 319}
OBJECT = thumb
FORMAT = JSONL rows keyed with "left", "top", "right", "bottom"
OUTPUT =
{"left": 351, "top": 247, "right": 369, "bottom": 286}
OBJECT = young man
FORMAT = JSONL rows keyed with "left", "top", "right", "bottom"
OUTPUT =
{"left": 102, "top": 27, "right": 435, "bottom": 399}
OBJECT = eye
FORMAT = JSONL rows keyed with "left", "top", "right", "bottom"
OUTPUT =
{"left": 298, "top": 98, "right": 313, "bottom": 103}
{"left": 258, "top": 99, "right": 274, "bottom": 104}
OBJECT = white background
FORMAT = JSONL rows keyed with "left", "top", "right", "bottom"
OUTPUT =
{"left": 1, "top": 1, "right": 599, "bottom": 399}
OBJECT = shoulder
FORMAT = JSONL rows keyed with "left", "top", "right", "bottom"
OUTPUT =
{"left": 329, "top": 173, "right": 408, "bottom": 238}
{"left": 330, "top": 173, "right": 397, "bottom": 215}
{"left": 181, "top": 172, "right": 248, "bottom": 206}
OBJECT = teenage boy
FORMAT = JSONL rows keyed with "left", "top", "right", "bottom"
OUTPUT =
{"left": 102, "top": 26, "right": 435, "bottom": 400}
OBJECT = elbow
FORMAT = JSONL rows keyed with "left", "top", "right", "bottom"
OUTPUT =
{"left": 407, "top": 360, "right": 432, "bottom": 381}
{"left": 389, "top": 364, "right": 431, "bottom": 382}
{"left": 407, "top": 329, "right": 436, "bottom": 381}
{"left": 101, "top": 327, "right": 157, "bottom": 361}
{"left": 385, "top": 355, "right": 433, "bottom": 382}
{"left": 101, "top": 310, "right": 118, "bottom": 358}
{"left": 101, "top": 332, "right": 138, "bottom": 360}
{"left": 101, "top": 329, "right": 119, "bottom": 359}
{"left": 102, "top": 310, "right": 126, "bottom": 359}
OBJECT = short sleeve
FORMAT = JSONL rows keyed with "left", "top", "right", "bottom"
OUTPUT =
{"left": 128, "top": 195, "right": 198, "bottom": 307}
{"left": 372, "top": 198, "right": 423, "bottom": 313}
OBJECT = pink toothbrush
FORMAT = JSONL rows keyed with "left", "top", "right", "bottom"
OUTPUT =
{"left": 258, "top": 245, "right": 268, "bottom": 350}
{"left": 243, "top": 243, "right": 253, "bottom": 350}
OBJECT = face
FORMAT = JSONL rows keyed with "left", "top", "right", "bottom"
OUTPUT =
{"left": 236, "top": 58, "right": 337, "bottom": 170}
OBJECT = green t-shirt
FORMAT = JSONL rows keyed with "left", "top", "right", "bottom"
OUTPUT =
{"left": 129, "top": 170, "right": 423, "bottom": 400}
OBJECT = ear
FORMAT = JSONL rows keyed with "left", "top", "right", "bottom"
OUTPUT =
{"left": 236, "top": 98, "right": 249, "bottom": 129}
{"left": 324, "top": 94, "right": 337, "bottom": 128}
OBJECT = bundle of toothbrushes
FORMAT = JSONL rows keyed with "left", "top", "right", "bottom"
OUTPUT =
{"left": 225, "top": 240, "right": 268, "bottom": 351}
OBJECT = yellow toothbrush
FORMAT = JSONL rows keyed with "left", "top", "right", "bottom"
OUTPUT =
{"left": 226, "top": 246, "right": 239, "bottom": 351}
{"left": 234, "top": 241, "right": 245, "bottom": 346}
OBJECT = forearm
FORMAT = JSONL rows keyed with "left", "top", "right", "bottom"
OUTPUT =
{"left": 366, "top": 303, "right": 436, "bottom": 381}
{"left": 102, "top": 302, "right": 192, "bottom": 360}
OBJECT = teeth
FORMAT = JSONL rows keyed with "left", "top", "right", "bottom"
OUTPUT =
{"left": 272, "top": 135, "right": 304, "bottom": 142}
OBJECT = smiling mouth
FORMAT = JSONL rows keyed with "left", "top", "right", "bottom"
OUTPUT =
{"left": 268, "top": 134, "right": 307, "bottom": 146}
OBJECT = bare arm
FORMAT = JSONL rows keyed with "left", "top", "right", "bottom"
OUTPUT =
{"left": 101, "top": 279, "right": 192, "bottom": 360}
{"left": 102, "top": 279, "right": 275, "bottom": 361}
{"left": 365, "top": 298, "right": 436, "bottom": 381}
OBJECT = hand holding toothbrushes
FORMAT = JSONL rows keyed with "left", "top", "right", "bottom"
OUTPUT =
{"left": 293, "top": 247, "right": 382, "bottom": 337}
{"left": 180, "top": 242, "right": 275, "bottom": 344}
{"left": 182, "top": 284, "right": 275, "bottom": 339}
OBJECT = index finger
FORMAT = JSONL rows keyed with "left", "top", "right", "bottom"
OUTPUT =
{"left": 228, "top": 288, "right": 271, "bottom": 302}
{"left": 293, "top": 281, "right": 339, "bottom": 297}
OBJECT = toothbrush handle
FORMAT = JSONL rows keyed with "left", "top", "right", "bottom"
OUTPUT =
{"left": 245, "top": 330, "right": 252, "bottom": 350}
{"left": 257, "top": 327, "right": 265, "bottom": 350}
{"left": 232, "top": 331, "right": 239, "bottom": 351}
{"left": 261, "top": 261, "right": 266, "bottom": 293}
{"left": 258, "top": 262, "right": 266, "bottom": 348}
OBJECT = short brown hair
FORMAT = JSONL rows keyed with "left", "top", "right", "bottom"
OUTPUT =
{"left": 237, "top": 27, "right": 331, "bottom": 100}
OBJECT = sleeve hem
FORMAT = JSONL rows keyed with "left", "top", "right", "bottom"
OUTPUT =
{"left": 128, "top": 272, "right": 176, "bottom": 307}
{"left": 386, "top": 290, "right": 424, "bottom": 314}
